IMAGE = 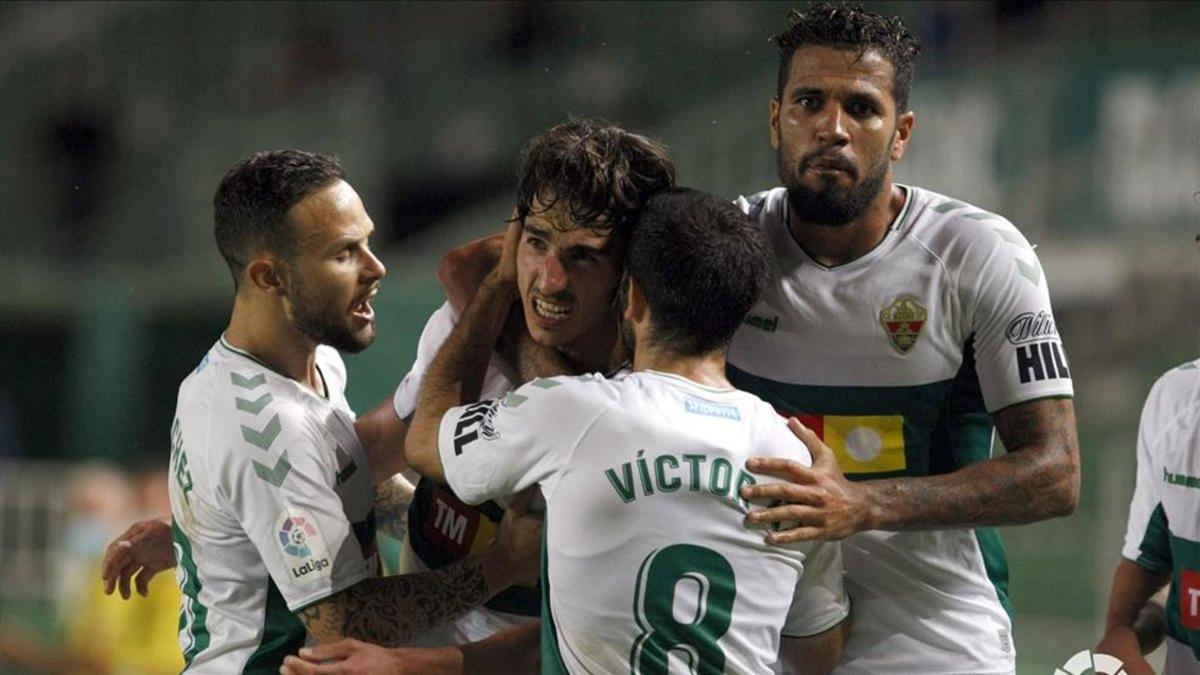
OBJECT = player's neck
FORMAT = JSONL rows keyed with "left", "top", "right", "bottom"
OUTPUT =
{"left": 788, "top": 182, "right": 906, "bottom": 267}
{"left": 559, "top": 312, "right": 628, "bottom": 374}
{"left": 225, "top": 295, "right": 323, "bottom": 394}
{"left": 633, "top": 341, "right": 731, "bottom": 390}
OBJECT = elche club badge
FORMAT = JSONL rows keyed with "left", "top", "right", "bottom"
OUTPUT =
{"left": 879, "top": 296, "right": 927, "bottom": 355}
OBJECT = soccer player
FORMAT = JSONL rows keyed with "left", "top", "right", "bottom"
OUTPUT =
{"left": 1097, "top": 359, "right": 1199, "bottom": 675}
{"left": 163, "top": 150, "right": 540, "bottom": 671}
{"left": 731, "top": 4, "right": 1081, "bottom": 673}
{"left": 291, "top": 188, "right": 851, "bottom": 674}
{"left": 388, "top": 118, "right": 676, "bottom": 645}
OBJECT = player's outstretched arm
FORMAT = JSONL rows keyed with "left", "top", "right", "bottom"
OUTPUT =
{"left": 406, "top": 219, "right": 521, "bottom": 481}
{"left": 355, "top": 397, "right": 411, "bottom": 486}
{"left": 744, "top": 399, "right": 1079, "bottom": 540}
{"left": 101, "top": 516, "right": 174, "bottom": 599}
{"left": 1095, "top": 559, "right": 1169, "bottom": 675}
{"left": 296, "top": 489, "right": 541, "bottom": 647}
{"left": 779, "top": 619, "right": 849, "bottom": 675}
{"left": 280, "top": 621, "right": 540, "bottom": 675}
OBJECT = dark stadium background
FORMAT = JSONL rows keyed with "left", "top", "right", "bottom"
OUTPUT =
{"left": 1, "top": 2, "right": 1196, "bottom": 672}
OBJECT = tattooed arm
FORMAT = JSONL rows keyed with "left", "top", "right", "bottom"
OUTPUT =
{"left": 297, "top": 488, "right": 541, "bottom": 646}
{"left": 373, "top": 472, "right": 415, "bottom": 541}
{"left": 744, "top": 398, "right": 1080, "bottom": 541}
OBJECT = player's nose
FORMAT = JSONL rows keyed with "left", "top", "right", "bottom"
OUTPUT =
{"left": 537, "top": 254, "right": 567, "bottom": 294}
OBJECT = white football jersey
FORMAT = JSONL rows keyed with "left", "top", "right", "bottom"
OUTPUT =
{"left": 168, "top": 337, "right": 378, "bottom": 672}
{"left": 1121, "top": 359, "right": 1200, "bottom": 673}
{"left": 728, "top": 186, "right": 1074, "bottom": 675}
{"left": 392, "top": 302, "right": 534, "bottom": 645}
{"left": 438, "top": 370, "right": 850, "bottom": 675}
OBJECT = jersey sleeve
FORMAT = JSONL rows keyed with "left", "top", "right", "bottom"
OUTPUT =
{"left": 782, "top": 539, "right": 850, "bottom": 638}
{"left": 964, "top": 219, "right": 1074, "bottom": 412}
{"left": 437, "top": 375, "right": 618, "bottom": 505}
{"left": 1121, "top": 374, "right": 1173, "bottom": 572}
{"left": 215, "top": 405, "right": 374, "bottom": 611}
{"left": 393, "top": 302, "right": 457, "bottom": 422}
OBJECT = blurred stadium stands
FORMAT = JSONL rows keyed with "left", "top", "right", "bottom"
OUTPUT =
{"left": 1, "top": 2, "right": 1197, "bottom": 672}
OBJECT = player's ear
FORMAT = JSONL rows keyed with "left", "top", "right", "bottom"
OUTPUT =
{"left": 245, "top": 255, "right": 286, "bottom": 295}
{"left": 890, "top": 111, "right": 914, "bottom": 162}
{"left": 769, "top": 97, "right": 782, "bottom": 150}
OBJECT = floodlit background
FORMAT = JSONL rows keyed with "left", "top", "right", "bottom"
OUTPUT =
{"left": 1, "top": 1, "right": 1197, "bottom": 672}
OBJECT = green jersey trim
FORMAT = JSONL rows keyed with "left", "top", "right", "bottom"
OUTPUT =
{"left": 539, "top": 512, "right": 570, "bottom": 675}
{"left": 975, "top": 528, "right": 1013, "bottom": 620}
{"left": 173, "top": 520, "right": 212, "bottom": 668}
{"left": 218, "top": 335, "right": 329, "bottom": 400}
{"left": 243, "top": 577, "right": 307, "bottom": 673}
{"left": 1136, "top": 504, "right": 1173, "bottom": 573}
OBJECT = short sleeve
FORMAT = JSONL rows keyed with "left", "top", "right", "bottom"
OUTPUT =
{"left": 782, "top": 540, "right": 850, "bottom": 638}
{"left": 437, "top": 375, "right": 618, "bottom": 505}
{"left": 217, "top": 410, "right": 374, "bottom": 611}
{"left": 393, "top": 303, "right": 457, "bottom": 422}
{"left": 1121, "top": 376, "right": 1173, "bottom": 572}
{"left": 966, "top": 220, "right": 1074, "bottom": 412}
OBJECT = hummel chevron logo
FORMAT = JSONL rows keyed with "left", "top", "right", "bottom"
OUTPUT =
{"left": 231, "top": 372, "right": 267, "bottom": 389}
{"left": 503, "top": 392, "right": 528, "bottom": 408}
{"left": 993, "top": 227, "right": 1043, "bottom": 286}
{"left": 932, "top": 199, "right": 968, "bottom": 213}
{"left": 531, "top": 378, "right": 561, "bottom": 389}
{"left": 235, "top": 392, "right": 273, "bottom": 415}
{"left": 241, "top": 414, "right": 281, "bottom": 450}
{"left": 253, "top": 450, "right": 291, "bottom": 487}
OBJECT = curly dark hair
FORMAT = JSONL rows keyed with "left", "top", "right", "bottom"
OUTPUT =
{"left": 775, "top": 2, "right": 922, "bottom": 113}
{"left": 626, "top": 188, "right": 771, "bottom": 356}
{"left": 514, "top": 118, "right": 676, "bottom": 234}
{"left": 213, "top": 150, "right": 345, "bottom": 288}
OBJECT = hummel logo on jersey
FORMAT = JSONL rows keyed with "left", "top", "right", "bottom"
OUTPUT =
{"left": 1015, "top": 341, "right": 1070, "bottom": 383}
{"left": 743, "top": 313, "right": 779, "bottom": 332}
{"left": 1163, "top": 467, "right": 1200, "bottom": 489}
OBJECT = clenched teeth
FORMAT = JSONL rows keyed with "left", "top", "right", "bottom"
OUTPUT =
{"left": 533, "top": 298, "right": 569, "bottom": 319}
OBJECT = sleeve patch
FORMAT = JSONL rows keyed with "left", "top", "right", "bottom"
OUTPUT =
{"left": 275, "top": 510, "right": 333, "bottom": 582}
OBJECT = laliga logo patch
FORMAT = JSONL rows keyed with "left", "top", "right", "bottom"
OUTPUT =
{"left": 275, "top": 511, "right": 332, "bottom": 581}
{"left": 880, "top": 296, "right": 927, "bottom": 355}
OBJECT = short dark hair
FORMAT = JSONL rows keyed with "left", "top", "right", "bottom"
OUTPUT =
{"left": 775, "top": 2, "right": 922, "bottom": 113}
{"left": 515, "top": 118, "right": 675, "bottom": 235}
{"left": 626, "top": 188, "right": 771, "bottom": 356}
{"left": 213, "top": 150, "right": 345, "bottom": 288}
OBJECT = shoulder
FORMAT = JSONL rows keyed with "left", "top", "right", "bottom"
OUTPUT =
{"left": 316, "top": 346, "right": 347, "bottom": 395}
{"left": 505, "top": 373, "right": 623, "bottom": 413}
{"left": 734, "top": 187, "right": 788, "bottom": 225}
{"left": 1143, "top": 360, "right": 1200, "bottom": 429}
{"left": 902, "top": 186, "right": 1031, "bottom": 258}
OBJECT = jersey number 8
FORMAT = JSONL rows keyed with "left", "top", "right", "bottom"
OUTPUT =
{"left": 630, "top": 544, "right": 736, "bottom": 674}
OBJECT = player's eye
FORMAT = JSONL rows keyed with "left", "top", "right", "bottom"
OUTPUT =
{"left": 847, "top": 99, "right": 878, "bottom": 118}
{"left": 525, "top": 235, "right": 548, "bottom": 251}
{"left": 796, "top": 95, "right": 821, "bottom": 110}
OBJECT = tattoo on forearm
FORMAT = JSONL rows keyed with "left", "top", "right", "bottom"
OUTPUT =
{"left": 373, "top": 475, "right": 415, "bottom": 541}
{"left": 298, "top": 555, "right": 489, "bottom": 646}
{"left": 870, "top": 398, "right": 1079, "bottom": 530}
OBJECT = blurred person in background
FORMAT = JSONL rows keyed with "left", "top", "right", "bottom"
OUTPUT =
{"left": 725, "top": 3, "right": 1079, "bottom": 674}
{"left": 0, "top": 466, "right": 181, "bottom": 675}
{"left": 1097, "top": 353, "right": 1199, "bottom": 674}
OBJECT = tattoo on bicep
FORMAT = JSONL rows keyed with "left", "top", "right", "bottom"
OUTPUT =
{"left": 373, "top": 475, "right": 415, "bottom": 541}
{"left": 298, "top": 556, "right": 490, "bottom": 646}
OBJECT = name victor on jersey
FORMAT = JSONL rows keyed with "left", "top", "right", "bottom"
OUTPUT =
{"left": 605, "top": 449, "right": 757, "bottom": 509}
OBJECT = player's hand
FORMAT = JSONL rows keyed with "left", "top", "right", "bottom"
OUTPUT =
{"left": 280, "top": 639, "right": 462, "bottom": 675}
{"left": 1095, "top": 628, "right": 1155, "bottom": 675}
{"left": 437, "top": 234, "right": 504, "bottom": 315}
{"left": 102, "top": 516, "right": 175, "bottom": 599}
{"left": 486, "top": 208, "right": 522, "bottom": 289}
{"left": 493, "top": 487, "right": 543, "bottom": 587}
{"left": 741, "top": 418, "right": 871, "bottom": 542}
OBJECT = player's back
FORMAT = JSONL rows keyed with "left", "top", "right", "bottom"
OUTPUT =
{"left": 539, "top": 370, "right": 848, "bottom": 674}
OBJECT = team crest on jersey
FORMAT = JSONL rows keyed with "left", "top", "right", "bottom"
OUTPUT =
{"left": 275, "top": 510, "right": 332, "bottom": 581}
{"left": 879, "top": 296, "right": 927, "bottom": 355}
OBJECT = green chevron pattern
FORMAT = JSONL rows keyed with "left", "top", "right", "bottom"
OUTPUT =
{"left": 231, "top": 372, "right": 267, "bottom": 389}
{"left": 236, "top": 392, "right": 273, "bottom": 415}
{"left": 253, "top": 451, "right": 292, "bottom": 487}
{"left": 241, "top": 414, "right": 281, "bottom": 450}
